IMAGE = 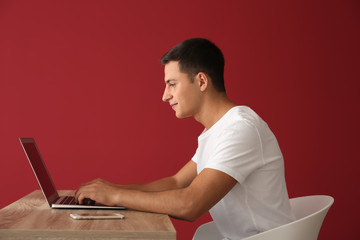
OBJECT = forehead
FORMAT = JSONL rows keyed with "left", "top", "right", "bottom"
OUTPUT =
{"left": 164, "top": 61, "right": 180, "bottom": 75}
{"left": 164, "top": 61, "right": 188, "bottom": 81}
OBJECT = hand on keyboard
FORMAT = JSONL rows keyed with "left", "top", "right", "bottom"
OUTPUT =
{"left": 82, "top": 198, "right": 96, "bottom": 206}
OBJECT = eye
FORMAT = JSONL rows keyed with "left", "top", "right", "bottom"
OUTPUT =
{"left": 169, "top": 83, "right": 176, "bottom": 87}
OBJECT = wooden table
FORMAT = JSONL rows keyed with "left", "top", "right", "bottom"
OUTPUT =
{"left": 0, "top": 190, "right": 176, "bottom": 239}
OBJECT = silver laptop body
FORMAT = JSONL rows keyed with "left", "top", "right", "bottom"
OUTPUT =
{"left": 20, "top": 137, "right": 125, "bottom": 210}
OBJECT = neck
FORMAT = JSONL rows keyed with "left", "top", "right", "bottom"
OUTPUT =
{"left": 194, "top": 92, "right": 236, "bottom": 130}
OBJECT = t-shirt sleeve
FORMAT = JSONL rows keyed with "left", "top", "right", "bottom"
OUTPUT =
{"left": 205, "top": 120, "right": 264, "bottom": 184}
{"left": 192, "top": 148, "right": 199, "bottom": 164}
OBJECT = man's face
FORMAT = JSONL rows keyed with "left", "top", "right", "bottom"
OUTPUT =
{"left": 162, "top": 61, "right": 202, "bottom": 119}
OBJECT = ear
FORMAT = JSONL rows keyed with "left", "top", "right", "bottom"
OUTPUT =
{"left": 197, "top": 72, "right": 209, "bottom": 92}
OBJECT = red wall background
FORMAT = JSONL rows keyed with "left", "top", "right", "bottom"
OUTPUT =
{"left": 1, "top": 0, "right": 359, "bottom": 239}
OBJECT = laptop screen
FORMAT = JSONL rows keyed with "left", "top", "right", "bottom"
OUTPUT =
{"left": 20, "top": 138, "right": 58, "bottom": 204}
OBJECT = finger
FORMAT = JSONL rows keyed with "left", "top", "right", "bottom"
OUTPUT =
{"left": 74, "top": 179, "right": 99, "bottom": 199}
{"left": 74, "top": 188, "right": 81, "bottom": 203}
{"left": 77, "top": 192, "right": 89, "bottom": 205}
{"left": 75, "top": 186, "right": 88, "bottom": 203}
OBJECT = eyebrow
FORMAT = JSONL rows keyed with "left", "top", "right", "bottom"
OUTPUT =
{"left": 165, "top": 79, "right": 177, "bottom": 84}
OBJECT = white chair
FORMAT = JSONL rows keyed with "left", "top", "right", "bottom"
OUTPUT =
{"left": 193, "top": 195, "right": 334, "bottom": 240}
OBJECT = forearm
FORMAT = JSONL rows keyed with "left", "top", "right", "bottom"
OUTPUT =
{"left": 75, "top": 161, "right": 201, "bottom": 220}
{"left": 75, "top": 167, "right": 236, "bottom": 222}
{"left": 118, "top": 161, "right": 196, "bottom": 192}
{"left": 113, "top": 187, "right": 199, "bottom": 221}
{"left": 114, "top": 168, "right": 236, "bottom": 221}
{"left": 117, "top": 176, "right": 181, "bottom": 192}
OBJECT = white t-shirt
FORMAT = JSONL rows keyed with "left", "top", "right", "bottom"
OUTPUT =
{"left": 192, "top": 106, "right": 294, "bottom": 240}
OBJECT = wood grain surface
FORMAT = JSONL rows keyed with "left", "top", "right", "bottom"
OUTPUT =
{"left": 0, "top": 190, "right": 176, "bottom": 239}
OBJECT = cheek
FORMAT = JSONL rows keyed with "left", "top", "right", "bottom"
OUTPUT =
{"left": 180, "top": 88, "right": 199, "bottom": 108}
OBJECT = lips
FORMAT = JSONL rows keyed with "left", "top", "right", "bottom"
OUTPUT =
{"left": 170, "top": 103, "right": 178, "bottom": 109}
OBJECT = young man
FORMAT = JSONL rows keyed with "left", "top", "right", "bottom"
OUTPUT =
{"left": 75, "top": 38, "right": 294, "bottom": 239}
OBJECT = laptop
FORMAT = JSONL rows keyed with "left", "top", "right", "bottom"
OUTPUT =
{"left": 20, "top": 137, "right": 125, "bottom": 209}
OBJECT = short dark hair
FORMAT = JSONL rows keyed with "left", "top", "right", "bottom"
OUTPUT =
{"left": 160, "top": 38, "right": 226, "bottom": 93}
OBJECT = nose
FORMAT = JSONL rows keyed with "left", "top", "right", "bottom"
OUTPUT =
{"left": 162, "top": 86, "right": 172, "bottom": 102}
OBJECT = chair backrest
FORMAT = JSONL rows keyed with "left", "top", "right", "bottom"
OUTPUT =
{"left": 242, "top": 195, "right": 334, "bottom": 240}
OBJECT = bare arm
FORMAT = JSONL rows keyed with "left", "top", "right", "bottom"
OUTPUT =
{"left": 75, "top": 161, "right": 237, "bottom": 221}
{"left": 118, "top": 160, "right": 198, "bottom": 192}
{"left": 74, "top": 160, "right": 197, "bottom": 204}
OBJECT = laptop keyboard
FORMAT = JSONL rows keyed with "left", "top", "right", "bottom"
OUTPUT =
{"left": 58, "top": 196, "right": 96, "bottom": 206}
{"left": 59, "top": 196, "right": 76, "bottom": 205}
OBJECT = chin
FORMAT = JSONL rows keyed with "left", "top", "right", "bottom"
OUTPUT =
{"left": 175, "top": 112, "right": 191, "bottom": 119}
